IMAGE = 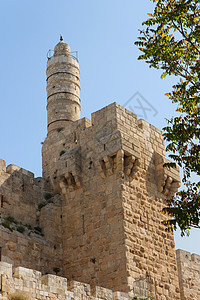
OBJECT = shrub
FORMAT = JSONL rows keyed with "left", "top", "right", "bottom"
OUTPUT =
{"left": 59, "top": 150, "right": 66, "bottom": 156}
{"left": 38, "top": 202, "right": 46, "bottom": 210}
{"left": 90, "top": 257, "right": 96, "bottom": 264}
{"left": 6, "top": 216, "right": 16, "bottom": 223}
{"left": 2, "top": 220, "right": 12, "bottom": 231}
{"left": 17, "top": 226, "right": 25, "bottom": 233}
{"left": 53, "top": 267, "right": 60, "bottom": 275}
{"left": 9, "top": 293, "right": 29, "bottom": 300}
{"left": 34, "top": 226, "right": 42, "bottom": 234}
{"left": 44, "top": 193, "right": 52, "bottom": 200}
{"left": 25, "top": 224, "right": 32, "bottom": 230}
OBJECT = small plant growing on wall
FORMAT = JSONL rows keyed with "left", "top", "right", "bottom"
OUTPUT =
{"left": 53, "top": 267, "right": 60, "bottom": 275}
{"left": 44, "top": 193, "right": 52, "bottom": 200}
{"left": 2, "top": 220, "right": 13, "bottom": 231}
{"left": 34, "top": 226, "right": 42, "bottom": 234}
{"left": 9, "top": 293, "right": 29, "bottom": 300}
{"left": 90, "top": 257, "right": 96, "bottom": 264}
{"left": 59, "top": 150, "right": 66, "bottom": 157}
{"left": 38, "top": 193, "right": 54, "bottom": 210}
{"left": 6, "top": 216, "right": 17, "bottom": 223}
{"left": 25, "top": 224, "right": 32, "bottom": 230}
{"left": 38, "top": 201, "right": 46, "bottom": 210}
{"left": 17, "top": 225, "right": 25, "bottom": 233}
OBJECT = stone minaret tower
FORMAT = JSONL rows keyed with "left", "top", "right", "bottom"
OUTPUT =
{"left": 42, "top": 37, "right": 81, "bottom": 178}
{"left": 46, "top": 36, "right": 80, "bottom": 135}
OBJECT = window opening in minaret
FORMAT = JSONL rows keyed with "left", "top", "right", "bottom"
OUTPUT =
{"left": 0, "top": 195, "right": 3, "bottom": 208}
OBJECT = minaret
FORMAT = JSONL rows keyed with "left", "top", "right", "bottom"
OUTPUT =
{"left": 46, "top": 36, "right": 81, "bottom": 135}
{"left": 42, "top": 37, "right": 81, "bottom": 178}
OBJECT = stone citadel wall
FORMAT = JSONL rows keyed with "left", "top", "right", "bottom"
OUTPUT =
{"left": 176, "top": 249, "right": 200, "bottom": 300}
{"left": 0, "top": 262, "right": 140, "bottom": 300}
{"left": 0, "top": 160, "right": 63, "bottom": 276}
{"left": 0, "top": 251, "right": 199, "bottom": 300}
{"left": 1, "top": 38, "right": 199, "bottom": 299}
{"left": 0, "top": 102, "right": 199, "bottom": 299}
{"left": 42, "top": 102, "right": 181, "bottom": 298}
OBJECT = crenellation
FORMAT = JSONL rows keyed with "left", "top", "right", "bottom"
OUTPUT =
{"left": 0, "top": 263, "right": 141, "bottom": 300}
{"left": 176, "top": 249, "right": 200, "bottom": 300}
{"left": 6, "top": 164, "right": 34, "bottom": 178}
{"left": 0, "top": 158, "right": 63, "bottom": 277}
{"left": 0, "top": 161, "right": 55, "bottom": 227}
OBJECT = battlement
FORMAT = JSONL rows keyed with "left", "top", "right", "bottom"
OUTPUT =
{"left": 1, "top": 251, "right": 200, "bottom": 300}
{"left": 176, "top": 249, "right": 200, "bottom": 299}
{"left": 0, "top": 159, "right": 50, "bottom": 189}
{"left": 0, "top": 262, "right": 144, "bottom": 300}
{"left": 0, "top": 159, "right": 53, "bottom": 226}
{"left": 42, "top": 102, "right": 180, "bottom": 200}
{"left": 0, "top": 159, "right": 34, "bottom": 178}
{"left": 176, "top": 249, "right": 200, "bottom": 264}
{"left": 42, "top": 102, "right": 172, "bottom": 179}
{"left": 0, "top": 159, "right": 63, "bottom": 277}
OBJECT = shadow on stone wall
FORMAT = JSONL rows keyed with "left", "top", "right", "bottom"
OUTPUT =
{"left": 0, "top": 159, "right": 63, "bottom": 277}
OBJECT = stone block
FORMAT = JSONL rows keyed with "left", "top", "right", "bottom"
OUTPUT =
{"left": 113, "top": 291, "right": 131, "bottom": 299}
{"left": 0, "top": 262, "right": 12, "bottom": 278}
{"left": 13, "top": 266, "right": 41, "bottom": 281}
{"left": 0, "top": 159, "right": 6, "bottom": 173}
{"left": 6, "top": 164, "right": 34, "bottom": 178}
{"left": 68, "top": 280, "right": 91, "bottom": 296}
{"left": 42, "top": 274, "right": 67, "bottom": 289}
{"left": 92, "top": 285, "right": 113, "bottom": 300}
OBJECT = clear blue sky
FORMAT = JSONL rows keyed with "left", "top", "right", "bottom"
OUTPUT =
{"left": 0, "top": 0, "right": 199, "bottom": 255}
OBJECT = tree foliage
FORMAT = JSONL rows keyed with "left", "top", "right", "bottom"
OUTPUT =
{"left": 135, "top": 0, "right": 200, "bottom": 235}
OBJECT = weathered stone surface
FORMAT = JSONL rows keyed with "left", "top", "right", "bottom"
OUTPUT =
{"left": 176, "top": 249, "right": 200, "bottom": 300}
{"left": 0, "top": 263, "right": 133, "bottom": 300}
{"left": 41, "top": 101, "right": 182, "bottom": 298}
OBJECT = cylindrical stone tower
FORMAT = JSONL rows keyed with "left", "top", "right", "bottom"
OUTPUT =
{"left": 46, "top": 37, "right": 81, "bottom": 135}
